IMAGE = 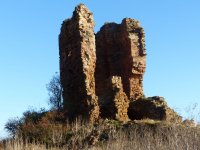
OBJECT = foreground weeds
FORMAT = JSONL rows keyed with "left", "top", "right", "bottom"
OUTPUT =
{"left": 1, "top": 119, "right": 200, "bottom": 150}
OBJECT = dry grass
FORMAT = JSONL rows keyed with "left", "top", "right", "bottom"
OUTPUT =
{"left": 1, "top": 119, "right": 200, "bottom": 150}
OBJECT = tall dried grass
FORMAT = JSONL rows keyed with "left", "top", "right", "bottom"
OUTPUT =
{"left": 1, "top": 119, "right": 200, "bottom": 150}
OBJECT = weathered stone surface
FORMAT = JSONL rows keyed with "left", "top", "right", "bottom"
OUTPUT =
{"left": 95, "top": 18, "right": 146, "bottom": 101}
{"left": 59, "top": 4, "right": 99, "bottom": 122}
{"left": 59, "top": 4, "right": 183, "bottom": 124}
{"left": 99, "top": 76, "right": 129, "bottom": 122}
{"left": 128, "top": 96, "right": 182, "bottom": 123}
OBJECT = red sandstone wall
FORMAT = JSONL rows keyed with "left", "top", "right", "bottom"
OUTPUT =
{"left": 59, "top": 4, "right": 99, "bottom": 122}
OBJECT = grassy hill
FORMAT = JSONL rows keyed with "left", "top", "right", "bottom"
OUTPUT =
{"left": 1, "top": 111, "right": 200, "bottom": 150}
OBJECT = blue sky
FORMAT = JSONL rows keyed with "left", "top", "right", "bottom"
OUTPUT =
{"left": 0, "top": 0, "right": 200, "bottom": 138}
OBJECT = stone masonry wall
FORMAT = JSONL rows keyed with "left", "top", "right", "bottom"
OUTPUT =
{"left": 98, "top": 76, "right": 129, "bottom": 121}
{"left": 95, "top": 18, "right": 146, "bottom": 101}
{"left": 59, "top": 4, "right": 146, "bottom": 122}
{"left": 59, "top": 4, "right": 99, "bottom": 122}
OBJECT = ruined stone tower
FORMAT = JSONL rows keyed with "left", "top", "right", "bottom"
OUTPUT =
{"left": 59, "top": 4, "right": 99, "bottom": 122}
{"left": 59, "top": 4, "right": 146, "bottom": 122}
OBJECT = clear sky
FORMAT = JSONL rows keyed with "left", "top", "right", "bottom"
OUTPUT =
{"left": 1, "top": 0, "right": 200, "bottom": 138}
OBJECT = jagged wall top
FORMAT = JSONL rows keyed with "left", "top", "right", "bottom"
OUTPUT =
{"left": 122, "top": 18, "right": 146, "bottom": 56}
{"left": 71, "top": 4, "right": 95, "bottom": 28}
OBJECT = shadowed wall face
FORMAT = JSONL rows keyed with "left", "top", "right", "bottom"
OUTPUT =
{"left": 99, "top": 76, "right": 130, "bottom": 121}
{"left": 59, "top": 4, "right": 99, "bottom": 121}
{"left": 95, "top": 18, "right": 146, "bottom": 101}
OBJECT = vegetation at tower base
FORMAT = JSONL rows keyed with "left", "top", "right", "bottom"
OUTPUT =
{"left": 2, "top": 3, "right": 200, "bottom": 150}
{"left": 46, "top": 74, "right": 63, "bottom": 111}
{"left": 2, "top": 117, "right": 200, "bottom": 149}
